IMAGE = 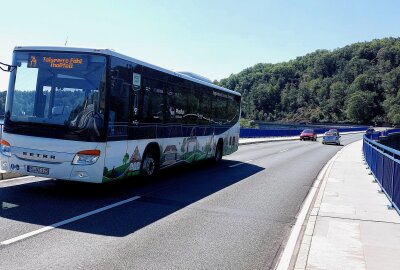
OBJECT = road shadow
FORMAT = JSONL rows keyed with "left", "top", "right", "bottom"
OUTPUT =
{"left": 0, "top": 159, "right": 264, "bottom": 237}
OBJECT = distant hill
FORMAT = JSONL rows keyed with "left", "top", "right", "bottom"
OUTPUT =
{"left": 217, "top": 37, "right": 400, "bottom": 125}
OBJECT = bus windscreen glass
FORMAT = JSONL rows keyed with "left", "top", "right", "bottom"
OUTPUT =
{"left": 6, "top": 51, "right": 107, "bottom": 137}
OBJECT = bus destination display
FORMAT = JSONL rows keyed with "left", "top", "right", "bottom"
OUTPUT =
{"left": 28, "top": 54, "right": 88, "bottom": 70}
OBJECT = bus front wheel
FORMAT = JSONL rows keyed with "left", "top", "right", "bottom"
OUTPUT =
{"left": 141, "top": 149, "right": 159, "bottom": 177}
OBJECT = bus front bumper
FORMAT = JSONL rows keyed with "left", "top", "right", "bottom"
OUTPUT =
{"left": 0, "top": 153, "right": 104, "bottom": 183}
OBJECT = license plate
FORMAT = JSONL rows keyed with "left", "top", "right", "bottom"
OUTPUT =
{"left": 27, "top": 165, "right": 49, "bottom": 175}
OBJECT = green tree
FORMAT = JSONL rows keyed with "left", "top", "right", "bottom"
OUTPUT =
{"left": 346, "top": 91, "right": 376, "bottom": 123}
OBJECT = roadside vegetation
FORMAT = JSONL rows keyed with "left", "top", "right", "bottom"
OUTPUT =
{"left": 218, "top": 37, "right": 400, "bottom": 126}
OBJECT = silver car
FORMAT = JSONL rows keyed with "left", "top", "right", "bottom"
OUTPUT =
{"left": 322, "top": 132, "right": 341, "bottom": 145}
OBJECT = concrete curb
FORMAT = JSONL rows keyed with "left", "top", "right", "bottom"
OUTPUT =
{"left": 275, "top": 139, "right": 364, "bottom": 270}
{"left": 0, "top": 172, "right": 25, "bottom": 181}
{"left": 274, "top": 142, "right": 347, "bottom": 270}
{"left": 292, "top": 145, "right": 347, "bottom": 269}
{"left": 239, "top": 137, "right": 299, "bottom": 145}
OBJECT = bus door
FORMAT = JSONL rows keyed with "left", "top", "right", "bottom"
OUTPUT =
{"left": 125, "top": 72, "right": 143, "bottom": 175}
{"left": 104, "top": 74, "right": 129, "bottom": 180}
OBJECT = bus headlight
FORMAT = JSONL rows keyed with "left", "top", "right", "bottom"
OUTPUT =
{"left": 72, "top": 150, "right": 101, "bottom": 165}
{"left": 1, "top": 139, "right": 11, "bottom": 157}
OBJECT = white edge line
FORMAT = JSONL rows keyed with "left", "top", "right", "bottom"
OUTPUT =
{"left": 0, "top": 195, "right": 141, "bottom": 245}
{"left": 228, "top": 163, "right": 244, "bottom": 168}
{"left": 275, "top": 150, "right": 339, "bottom": 270}
{"left": 228, "top": 159, "right": 253, "bottom": 168}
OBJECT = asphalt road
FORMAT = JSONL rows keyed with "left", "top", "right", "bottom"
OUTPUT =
{"left": 0, "top": 134, "right": 362, "bottom": 270}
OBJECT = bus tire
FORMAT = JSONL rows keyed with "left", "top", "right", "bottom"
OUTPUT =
{"left": 214, "top": 140, "right": 223, "bottom": 163}
{"left": 141, "top": 147, "right": 159, "bottom": 178}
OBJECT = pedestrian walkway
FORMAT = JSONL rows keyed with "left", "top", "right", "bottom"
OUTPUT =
{"left": 294, "top": 140, "right": 400, "bottom": 270}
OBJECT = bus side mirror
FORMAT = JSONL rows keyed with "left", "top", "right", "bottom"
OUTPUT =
{"left": 0, "top": 61, "right": 17, "bottom": 72}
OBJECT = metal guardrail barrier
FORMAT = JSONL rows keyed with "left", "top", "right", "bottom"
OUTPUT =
{"left": 240, "top": 126, "right": 367, "bottom": 138}
{"left": 363, "top": 134, "right": 400, "bottom": 215}
{"left": 385, "top": 128, "right": 400, "bottom": 136}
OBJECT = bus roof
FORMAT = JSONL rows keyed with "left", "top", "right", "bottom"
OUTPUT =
{"left": 14, "top": 46, "right": 241, "bottom": 97}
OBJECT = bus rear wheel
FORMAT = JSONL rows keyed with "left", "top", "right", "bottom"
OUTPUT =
{"left": 214, "top": 141, "right": 223, "bottom": 163}
{"left": 141, "top": 149, "right": 159, "bottom": 178}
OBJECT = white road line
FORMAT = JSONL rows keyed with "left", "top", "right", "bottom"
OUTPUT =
{"left": 279, "top": 149, "right": 289, "bottom": 153}
{"left": 0, "top": 195, "right": 141, "bottom": 245}
{"left": 228, "top": 159, "right": 253, "bottom": 168}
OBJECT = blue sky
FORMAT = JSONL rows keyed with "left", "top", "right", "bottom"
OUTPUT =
{"left": 1, "top": 0, "right": 400, "bottom": 90}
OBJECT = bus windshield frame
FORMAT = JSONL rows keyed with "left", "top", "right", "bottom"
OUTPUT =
{"left": 4, "top": 50, "right": 108, "bottom": 142}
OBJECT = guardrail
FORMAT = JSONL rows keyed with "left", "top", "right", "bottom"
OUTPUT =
{"left": 385, "top": 128, "right": 400, "bottom": 136}
{"left": 240, "top": 126, "right": 367, "bottom": 138}
{"left": 363, "top": 135, "right": 400, "bottom": 215}
{"left": 365, "top": 128, "right": 400, "bottom": 140}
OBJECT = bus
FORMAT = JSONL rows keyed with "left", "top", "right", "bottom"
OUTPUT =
{"left": 0, "top": 46, "right": 241, "bottom": 183}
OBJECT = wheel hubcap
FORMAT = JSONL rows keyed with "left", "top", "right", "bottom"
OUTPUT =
{"left": 144, "top": 157, "right": 155, "bottom": 175}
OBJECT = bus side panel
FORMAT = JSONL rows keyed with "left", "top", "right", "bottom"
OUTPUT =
{"left": 102, "top": 140, "right": 128, "bottom": 182}
{"left": 195, "top": 133, "right": 215, "bottom": 161}
{"left": 222, "top": 122, "right": 240, "bottom": 155}
{"left": 101, "top": 123, "right": 239, "bottom": 183}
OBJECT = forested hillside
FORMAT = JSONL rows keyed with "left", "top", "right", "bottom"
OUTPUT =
{"left": 218, "top": 38, "right": 400, "bottom": 125}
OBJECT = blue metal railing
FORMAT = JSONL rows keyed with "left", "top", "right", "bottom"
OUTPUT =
{"left": 363, "top": 135, "right": 400, "bottom": 215}
{"left": 365, "top": 128, "right": 400, "bottom": 140}
{"left": 385, "top": 128, "right": 400, "bottom": 136}
{"left": 240, "top": 126, "right": 367, "bottom": 138}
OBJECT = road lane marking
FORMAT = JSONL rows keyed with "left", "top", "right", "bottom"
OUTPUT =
{"left": 2, "top": 202, "right": 19, "bottom": 210}
{"left": 0, "top": 195, "right": 141, "bottom": 245}
{"left": 279, "top": 149, "right": 288, "bottom": 153}
{"left": 228, "top": 159, "right": 253, "bottom": 168}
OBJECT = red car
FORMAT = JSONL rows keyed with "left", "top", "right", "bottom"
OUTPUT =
{"left": 300, "top": 129, "right": 317, "bottom": 141}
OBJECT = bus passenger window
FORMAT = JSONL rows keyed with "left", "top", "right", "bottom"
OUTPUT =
{"left": 185, "top": 89, "right": 199, "bottom": 125}
{"left": 166, "top": 84, "right": 185, "bottom": 124}
{"left": 142, "top": 78, "right": 165, "bottom": 123}
{"left": 110, "top": 78, "right": 129, "bottom": 123}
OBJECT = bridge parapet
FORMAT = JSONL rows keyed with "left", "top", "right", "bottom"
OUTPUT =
{"left": 363, "top": 134, "right": 400, "bottom": 215}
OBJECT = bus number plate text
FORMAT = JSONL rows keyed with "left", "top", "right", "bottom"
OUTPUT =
{"left": 27, "top": 165, "right": 49, "bottom": 175}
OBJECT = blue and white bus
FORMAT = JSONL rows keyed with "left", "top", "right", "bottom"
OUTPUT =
{"left": 1, "top": 47, "right": 241, "bottom": 183}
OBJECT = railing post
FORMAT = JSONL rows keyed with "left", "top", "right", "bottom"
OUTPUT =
{"left": 379, "top": 151, "right": 385, "bottom": 193}
{"left": 389, "top": 153, "right": 396, "bottom": 209}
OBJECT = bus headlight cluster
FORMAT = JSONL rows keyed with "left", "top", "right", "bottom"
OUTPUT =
{"left": 72, "top": 150, "right": 100, "bottom": 165}
{"left": 1, "top": 139, "right": 11, "bottom": 157}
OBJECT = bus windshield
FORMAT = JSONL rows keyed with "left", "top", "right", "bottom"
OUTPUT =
{"left": 6, "top": 51, "right": 107, "bottom": 139}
